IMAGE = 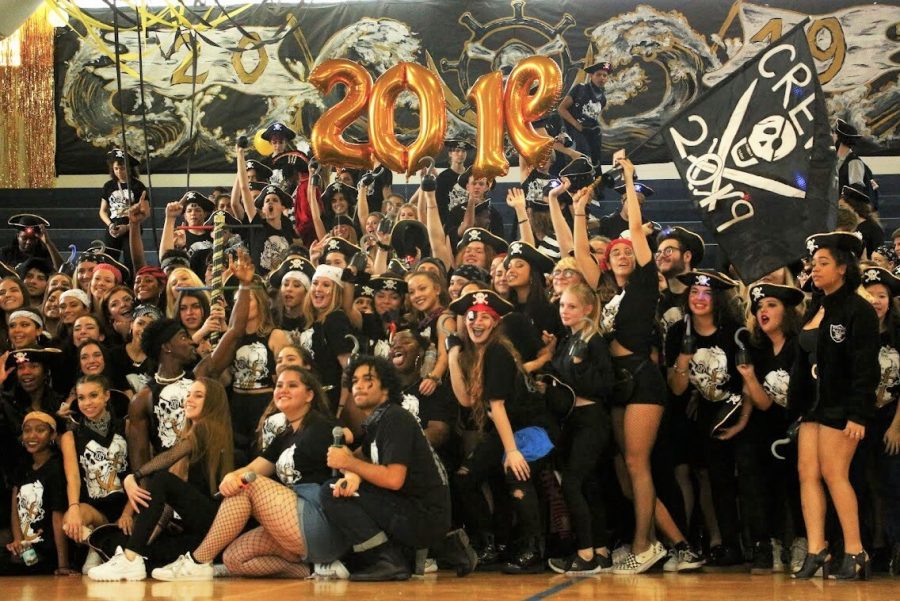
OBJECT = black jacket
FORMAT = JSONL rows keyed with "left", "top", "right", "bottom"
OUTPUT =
{"left": 550, "top": 330, "right": 614, "bottom": 402}
{"left": 788, "top": 284, "right": 879, "bottom": 425}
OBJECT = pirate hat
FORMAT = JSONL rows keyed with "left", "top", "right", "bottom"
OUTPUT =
{"left": 254, "top": 184, "right": 294, "bottom": 210}
{"left": 16, "top": 257, "right": 53, "bottom": 280}
{"left": 261, "top": 121, "right": 296, "bottom": 141}
{"left": 449, "top": 288, "right": 513, "bottom": 318}
{"left": 805, "top": 231, "right": 864, "bottom": 257}
{"left": 445, "top": 139, "right": 475, "bottom": 152}
{"left": 181, "top": 191, "right": 215, "bottom": 214}
{"left": 160, "top": 249, "right": 191, "bottom": 274}
{"left": 559, "top": 155, "right": 596, "bottom": 192}
{"left": 522, "top": 170, "right": 553, "bottom": 209}
{"left": 457, "top": 227, "right": 508, "bottom": 253}
{"left": 391, "top": 219, "right": 431, "bottom": 259}
{"left": 321, "top": 182, "right": 357, "bottom": 208}
{"left": 747, "top": 283, "right": 805, "bottom": 313}
{"left": 271, "top": 150, "right": 310, "bottom": 175}
{"left": 676, "top": 269, "right": 738, "bottom": 290}
{"left": 370, "top": 274, "right": 408, "bottom": 296}
{"left": 615, "top": 181, "right": 655, "bottom": 198}
{"left": 841, "top": 184, "right": 870, "bottom": 206}
{"left": 0, "top": 261, "right": 16, "bottom": 278}
{"left": 106, "top": 148, "right": 139, "bottom": 165}
{"left": 355, "top": 281, "right": 375, "bottom": 299}
{"left": 504, "top": 240, "right": 556, "bottom": 275}
{"left": 658, "top": 226, "right": 705, "bottom": 265}
{"left": 267, "top": 256, "right": 315, "bottom": 289}
{"left": 450, "top": 264, "right": 491, "bottom": 284}
{"left": 862, "top": 266, "right": 900, "bottom": 296}
{"left": 833, "top": 118, "right": 861, "bottom": 139}
{"left": 249, "top": 180, "right": 268, "bottom": 192}
{"left": 539, "top": 179, "right": 573, "bottom": 205}
{"left": 322, "top": 236, "right": 361, "bottom": 259}
{"left": 5, "top": 347, "right": 62, "bottom": 371}
{"left": 245, "top": 159, "right": 273, "bottom": 181}
{"left": 8, "top": 214, "right": 49, "bottom": 230}
{"left": 584, "top": 60, "right": 612, "bottom": 74}
{"left": 203, "top": 210, "right": 242, "bottom": 229}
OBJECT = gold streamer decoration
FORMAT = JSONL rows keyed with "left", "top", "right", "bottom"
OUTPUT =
{"left": 0, "top": 6, "right": 55, "bottom": 189}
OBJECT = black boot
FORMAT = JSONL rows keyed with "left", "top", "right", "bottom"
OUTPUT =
{"left": 349, "top": 542, "right": 411, "bottom": 582}
{"left": 501, "top": 538, "right": 544, "bottom": 575}
{"left": 476, "top": 533, "right": 500, "bottom": 568}
{"left": 792, "top": 548, "right": 831, "bottom": 579}
{"left": 828, "top": 551, "right": 870, "bottom": 580}
{"left": 432, "top": 529, "right": 478, "bottom": 577}
{"left": 751, "top": 540, "right": 773, "bottom": 575}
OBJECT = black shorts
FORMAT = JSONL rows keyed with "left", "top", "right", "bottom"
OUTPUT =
{"left": 84, "top": 491, "right": 126, "bottom": 522}
{"left": 611, "top": 355, "right": 667, "bottom": 407}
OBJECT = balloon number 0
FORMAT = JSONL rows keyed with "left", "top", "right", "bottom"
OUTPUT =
{"left": 309, "top": 57, "right": 562, "bottom": 178}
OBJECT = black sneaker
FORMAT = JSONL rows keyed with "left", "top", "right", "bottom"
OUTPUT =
{"left": 709, "top": 544, "right": 743, "bottom": 567}
{"left": 547, "top": 553, "right": 602, "bottom": 576}
{"left": 751, "top": 541, "right": 773, "bottom": 575}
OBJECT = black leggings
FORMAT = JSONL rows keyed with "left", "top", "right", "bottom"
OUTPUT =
{"left": 454, "top": 430, "right": 543, "bottom": 543}
{"left": 128, "top": 472, "right": 218, "bottom": 561}
{"left": 559, "top": 403, "right": 610, "bottom": 550}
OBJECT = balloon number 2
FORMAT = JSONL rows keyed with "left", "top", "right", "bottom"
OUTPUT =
{"left": 309, "top": 57, "right": 561, "bottom": 178}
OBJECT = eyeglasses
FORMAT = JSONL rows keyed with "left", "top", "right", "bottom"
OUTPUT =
{"left": 552, "top": 269, "right": 580, "bottom": 278}
{"left": 654, "top": 246, "right": 683, "bottom": 258}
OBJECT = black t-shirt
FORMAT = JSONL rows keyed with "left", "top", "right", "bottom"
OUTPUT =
{"left": 184, "top": 230, "right": 213, "bottom": 257}
{"left": 70, "top": 418, "right": 129, "bottom": 501}
{"left": 146, "top": 376, "right": 193, "bottom": 454}
{"left": 435, "top": 168, "right": 464, "bottom": 225}
{"left": 876, "top": 329, "right": 900, "bottom": 409}
{"left": 14, "top": 455, "right": 66, "bottom": 560}
{"left": 482, "top": 343, "right": 545, "bottom": 430}
{"left": 665, "top": 320, "right": 742, "bottom": 402}
{"left": 249, "top": 214, "right": 296, "bottom": 271}
{"left": 567, "top": 83, "right": 606, "bottom": 129}
{"left": 501, "top": 312, "right": 543, "bottom": 365}
{"left": 749, "top": 335, "right": 797, "bottom": 431}
{"left": 400, "top": 380, "right": 458, "bottom": 434}
{"left": 297, "top": 311, "right": 355, "bottom": 409}
{"left": 600, "top": 261, "right": 660, "bottom": 356}
{"left": 262, "top": 411, "right": 337, "bottom": 486}
{"left": 108, "top": 345, "right": 154, "bottom": 394}
{"left": 102, "top": 178, "right": 147, "bottom": 222}
{"left": 856, "top": 218, "right": 884, "bottom": 258}
{"left": 361, "top": 403, "right": 448, "bottom": 510}
{"left": 658, "top": 287, "right": 687, "bottom": 364}
{"left": 366, "top": 168, "right": 393, "bottom": 211}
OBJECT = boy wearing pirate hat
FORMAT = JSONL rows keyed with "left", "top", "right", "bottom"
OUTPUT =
{"left": 436, "top": 139, "right": 474, "bottom": 225}
{"left": 832, "top": 118, "right": 877, "bottom": 208}
{"left": 2, "top": 215, "right": 62, "bottom": 271}
{"left": 100, "top": 149, "right": 147, "bottom": 256}
{"left": 558, "top": 60, "right": 611, "bottom": 175}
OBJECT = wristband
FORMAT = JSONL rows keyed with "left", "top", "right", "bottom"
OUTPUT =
{"left": 68, "top": 502, "right": 79, "bottom": 508}
{"left": 574, "top": 213, "right": 586, "bottom": 217}
{"left": 518, "top": 219, "right": 528, "bottom": 224}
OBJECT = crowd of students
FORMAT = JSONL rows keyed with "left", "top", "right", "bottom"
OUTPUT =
{"left": 0, "top": 112, "right": 895, "bottom": 584}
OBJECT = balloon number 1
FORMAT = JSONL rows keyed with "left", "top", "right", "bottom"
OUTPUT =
{"left": 309, "top": 56, "right": 562, "bottom": 178}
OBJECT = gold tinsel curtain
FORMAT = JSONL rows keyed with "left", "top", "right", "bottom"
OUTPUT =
{"left": 0, "top": 7, "right": 55, "bottom": 189}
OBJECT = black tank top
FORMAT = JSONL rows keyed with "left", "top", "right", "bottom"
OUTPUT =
{"left": 146, "top": 375, "right": 193, "bottom": 454}
{"left": 232, "top": 332, "right": 276, "bottom": 391}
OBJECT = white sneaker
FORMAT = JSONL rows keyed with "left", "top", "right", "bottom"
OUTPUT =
{"left": 82, "top": 548, "right": 103, "bottom": 575}
{"left": 663, "top": 549, "right": 678, "bottom": 572}
{"left": 312, "top": 560, "right": 349, "bottom": 580}
{"left": 88, "top": 546, "right": 147, "bottom": 581}
{"left": 612, "top": 541, "right": 667, "bottom": 575}
{"left": 151, "top": 553, "right": 214, "bottom": 581}
{"left": 790, "top": 537, "right": 808, "bottom": 574}
{"left": 423, "top": 558, "right": 438, "bottom": 574}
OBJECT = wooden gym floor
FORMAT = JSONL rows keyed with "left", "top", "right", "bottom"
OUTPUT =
{"left": 0, "top": 571, "right": 896, "bottom": 601}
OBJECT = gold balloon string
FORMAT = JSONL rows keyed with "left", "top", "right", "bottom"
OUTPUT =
{"left": 0, "top": 7, "right": 55, "bottom": 189}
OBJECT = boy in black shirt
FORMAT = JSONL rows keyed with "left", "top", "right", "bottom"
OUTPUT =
{"left": 323, "top": 356, "right": 453, "bottom": 581}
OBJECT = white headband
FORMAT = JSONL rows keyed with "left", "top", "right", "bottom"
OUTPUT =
{"left": 312, "top": 264, "right": 344, "bottom": 287}
{"left": 59, "top": 288, "right": 91, "bottom": 308}
{"left": 8, "top": 310, "right": 43, "bottom": 328}
{"left": 282, "top": 270, "right": 311, "bottom": 290}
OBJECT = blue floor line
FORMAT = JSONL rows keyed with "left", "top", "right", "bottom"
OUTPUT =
{"left": 522, "top": 576, "right": 588, "bottom": 600}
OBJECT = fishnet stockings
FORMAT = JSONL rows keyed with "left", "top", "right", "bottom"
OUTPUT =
{"left": 223, "top": 527, "right": 310, "bottom": 578}
{"left": 193, "top": 476, "right": 307, "bottom": 574}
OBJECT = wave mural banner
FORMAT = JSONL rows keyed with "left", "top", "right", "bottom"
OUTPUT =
{"left": 662, "top": 21, "right": 836, "bottom": 284}
{"left": 52, "top": 0, "right": 899, "bottom": 173}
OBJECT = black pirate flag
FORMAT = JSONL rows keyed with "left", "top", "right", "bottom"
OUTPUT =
{"left": 662, "top": 20, "right": 835, "bottom": 283}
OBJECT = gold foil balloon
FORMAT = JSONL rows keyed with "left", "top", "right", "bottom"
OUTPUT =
{"left": 503, "top": 56, "right": 562, "bottom": 168}
{"left": 368, "top": 62, "right": 446, "bottom": 175}
{"left": 467, "top": 71, "right": 508, "bottom": 180}
{"left": 308, "top": 59, "right": 375, "bottom": 170}
{"left": 253, "top": 129, "right": 274, "bottom": 156}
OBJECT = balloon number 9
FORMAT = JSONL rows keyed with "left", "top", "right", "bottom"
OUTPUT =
{"left": 309, "top": 56, "right": 561, "bottom": 178}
